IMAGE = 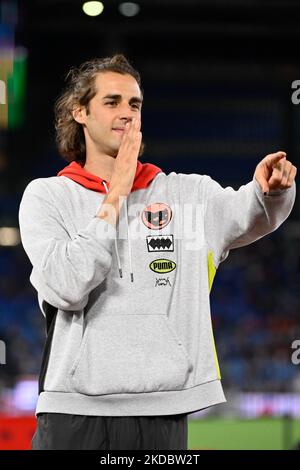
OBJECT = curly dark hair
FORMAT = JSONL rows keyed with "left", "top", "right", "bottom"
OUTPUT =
{"left": 54, "top": 54, "right": 145, "bottom": 165}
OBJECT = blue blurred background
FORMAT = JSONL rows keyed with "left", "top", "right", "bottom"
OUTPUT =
{"left": 1, "top": 0, "right": 300, "bottom": 449}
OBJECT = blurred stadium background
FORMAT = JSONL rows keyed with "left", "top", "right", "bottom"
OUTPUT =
{"left": 1, "top": 0, "right": 300, "bottom": 450}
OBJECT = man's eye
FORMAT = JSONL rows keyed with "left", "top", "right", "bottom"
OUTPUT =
{"left": 106, "top": 102, "right": 140, "bottom": 109}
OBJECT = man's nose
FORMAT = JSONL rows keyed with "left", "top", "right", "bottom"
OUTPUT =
{"left": 121, "top": 116, "right": 134, "bottom": 125}
{"left": 119, "top": 104, "right": 136, "bottom": 121}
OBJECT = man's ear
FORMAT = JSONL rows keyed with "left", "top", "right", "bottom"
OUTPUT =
{"left": 72, "top": 105, "right": 87, "bottom": 124}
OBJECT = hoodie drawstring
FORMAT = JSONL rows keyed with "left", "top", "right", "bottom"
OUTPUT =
{"left": 102, "top": 180, "right": 134, "bottom": 283}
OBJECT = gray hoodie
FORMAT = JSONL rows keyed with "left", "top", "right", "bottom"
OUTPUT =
{"left": 18, "top": 160, "right": 296, "bottom": 417}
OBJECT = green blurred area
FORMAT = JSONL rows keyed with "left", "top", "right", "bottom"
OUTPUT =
{"left": 7, "top": 50, "right": 27, "bottom": 129}
{"left": 0, "top": 49, "right": 27, "bottom": 129}
{"left": 188, "top": 418, "right": 300, "bottom": 450}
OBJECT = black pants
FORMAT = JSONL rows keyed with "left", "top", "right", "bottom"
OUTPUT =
{"left": 31, "top": 412, "right": 188, "bottom": 450}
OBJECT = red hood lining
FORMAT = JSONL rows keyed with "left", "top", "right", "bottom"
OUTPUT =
{"left": 57, "top": 160, "right": 162, "bottom": 194}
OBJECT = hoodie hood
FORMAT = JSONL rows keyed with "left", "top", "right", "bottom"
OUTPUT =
{"left": 57, "top": 160, "right": 162, "bottom": 193}
{"left": 57, "top": 160, "right": 163, "bottom": 283}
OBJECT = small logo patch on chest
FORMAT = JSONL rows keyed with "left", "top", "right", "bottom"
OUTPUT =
{"left": 149, "top": 259, "right": 176, "bottom": 273}
{"left": 141, "top": 203, "right": 172, "bottom": 229}
{"left": 146, "top": 235, "right": 174, "bottom": 252}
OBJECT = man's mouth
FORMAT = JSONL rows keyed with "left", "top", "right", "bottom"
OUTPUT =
{"left": 112, "top": 128, "right": 125, "bottom": 134}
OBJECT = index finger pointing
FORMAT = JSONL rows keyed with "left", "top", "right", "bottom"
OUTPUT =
{"left": 265, "top": 151, "right": 286, "bottom": 169}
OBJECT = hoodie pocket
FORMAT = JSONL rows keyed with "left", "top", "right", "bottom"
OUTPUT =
{"left": 69, "top": 314, "right": 193, "bottom": 395}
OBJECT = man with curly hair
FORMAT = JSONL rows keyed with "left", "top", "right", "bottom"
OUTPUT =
{"left": 19, "top": 53, "right": 297, "bottom": 450}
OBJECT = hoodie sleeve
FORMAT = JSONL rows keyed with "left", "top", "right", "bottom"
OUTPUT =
{"left": 202, "top": 174, "right": 296, "bottom": 268}
{"left": 18, "top": 179, "right": 116, "bottom": 312}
